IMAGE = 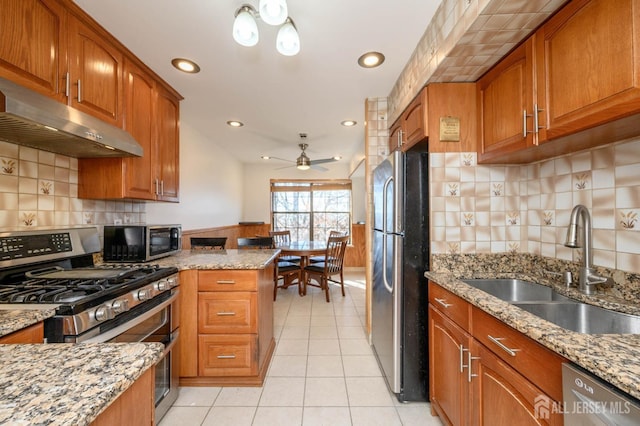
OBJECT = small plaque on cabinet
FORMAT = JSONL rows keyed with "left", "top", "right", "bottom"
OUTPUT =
{"left": 439, "top": 117, "right": 460, "bottom": 142}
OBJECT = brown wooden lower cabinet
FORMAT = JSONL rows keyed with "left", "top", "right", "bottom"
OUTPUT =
{"left": 428, "top": 281, "right": 566, "bottom": 426}
{"left": 179, "top": 266, "right": 276, "bottom": 386}
{"left": 91, "top": 367, "right": 154, "bottom": 426}
{"left": 0, "top": 322, "right": 43, "bottom": 344}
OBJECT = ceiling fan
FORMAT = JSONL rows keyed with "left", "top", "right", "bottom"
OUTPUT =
{"left": 265, "top": 133, "right": 340, "bottom": 171}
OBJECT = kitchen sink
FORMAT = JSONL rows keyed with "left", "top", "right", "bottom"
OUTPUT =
{"left": 513, "top": 302, "right": 640, "bottom": 334}
{"left": 461, "top": 279, "right": 572, "bottom": 302}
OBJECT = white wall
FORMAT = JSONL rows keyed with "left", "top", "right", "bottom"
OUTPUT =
{"left": 241, "top": 162, "right": 351, "bottom": 223}
{"left": 146, "top": 120, "right": 244, "bottom": 230}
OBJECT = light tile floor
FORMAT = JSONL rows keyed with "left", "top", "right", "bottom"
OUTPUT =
{"left": 159, "top": 269, "right": 443, "bottom": 426}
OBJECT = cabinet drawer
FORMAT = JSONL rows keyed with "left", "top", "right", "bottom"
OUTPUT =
{"left": 198, "top": 334, "right": 257, "bottom": 377}
{"left": 198, "top": 270, "right": 257, "bottom": 291}
{"left": 472, "top": 306, "right": 566, "bottom": 401}
{"left": 429, "top": 281, "right": 470, "bottom": 332}
{"left": 198, "top": 292, "right": 257, "bottom": 334}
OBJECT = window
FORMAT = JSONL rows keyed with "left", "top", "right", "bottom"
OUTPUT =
{"left": 271, "top": 179, "right": 351, "bottom": 241}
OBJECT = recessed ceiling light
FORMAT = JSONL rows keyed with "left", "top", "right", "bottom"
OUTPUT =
{"left": 341, "top": 120, "right": 357, "bottom": 127}
{"left": 171, "top": 58, "right": 201, "bottom": 73}
{"left": 333, "top": 155, "right": 342, "bottom": 161}
{"left": 261, "top": 155, "right": 271, "bottom": 160}
{"left": 357, "top": 52, "right": 385, "bottom": 68}
{"left": 226, "top": 120, "right": 244, "bottom": 127}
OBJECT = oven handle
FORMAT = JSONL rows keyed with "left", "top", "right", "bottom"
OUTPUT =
{"left": 162, "top": 329, "right": 179, "bottom": 357}
{"left": 82, "top": 290, "right": 179, "bottom": 344}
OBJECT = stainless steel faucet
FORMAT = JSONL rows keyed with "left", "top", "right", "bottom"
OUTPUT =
{"left": 564, "top": 205, "right": 611, "bottom": 294}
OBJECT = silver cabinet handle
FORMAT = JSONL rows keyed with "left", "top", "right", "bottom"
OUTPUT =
{"left": 216, "top": 312, "right": 236, "bottom": 316}
{"left": 155, "top": 178, "right": 159, "bottom": 195}
{"left": 216, "top": 280, "right": 236, "bottom": 284}
{"left": 217, "top": 355, "right": 236, "bottom": 359}
{"left": 467, "top": 352, "right": 480, "bottom": 382}
{"left": 77, "top": 79, "right": 82, "bottom": 102}
{"left": 160, "top": 180, "right": 164, "bottom": 196}
{"left": 523, "top": 109, "right": 533, "bottom": 137}
{"left": 435, "top": 298, "right": 452, "bottom": 308}
{"left": 398, "top": 129, "right": 404, "bottom": 148}
{"left": 64, "top": 72, "right": 70, "bottom": 97}
{"left": 487, "top": 335, "right": 519, "bottom": 357}
{"left": 459, "top": 344, "right": 467, "bottom": 373}
{"left": 534, "top": 103, "right": 544, "bottom": 132}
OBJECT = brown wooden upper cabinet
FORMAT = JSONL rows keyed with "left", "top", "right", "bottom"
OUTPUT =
{"left": 0, "top": 0, "right": 124, "bottom": 127}
{"left": 388, "top": 88, "right": 428, "bottom": 152}
{"left": 478, "top": 0, "right": 640, "bottom": 163}
{"left": 78, "top": 60, "right": 181, "bottom": 202}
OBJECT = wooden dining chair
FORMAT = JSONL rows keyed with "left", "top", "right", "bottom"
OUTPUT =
{"left": 190, "top": 237, "right": 227, "bottom": 250}
{"left": 309, "top": 230, "right": 344, "bottom": 263}
{"left": 237, "top": 237, "right": 274, "bottom": 249}
{"left": 269, "top": 230, "right": 301, "bottom": 263}
{"left": 303, "top": 234, "right": 349, "bottom": 302}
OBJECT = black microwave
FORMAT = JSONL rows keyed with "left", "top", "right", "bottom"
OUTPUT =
{"left": 103, "top": 225, "right": 181, "bottom": 262}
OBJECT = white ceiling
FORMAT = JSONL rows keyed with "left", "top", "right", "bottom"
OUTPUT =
{"left": 73, "top": 0, "right": 440, "bottom": 169}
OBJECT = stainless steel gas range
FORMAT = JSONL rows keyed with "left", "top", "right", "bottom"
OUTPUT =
{"left": 0, "top": 227, "right": 180, "bottom": 421}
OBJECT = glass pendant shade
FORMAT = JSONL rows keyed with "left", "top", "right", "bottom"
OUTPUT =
{"left": 259, "top": 0, "right": 288, "bottom": 26}
{"left": 276, "top": 19, "right": 300, "bottom": 56}
{"left": 233, "top": 7, "right": 259, "bottom": 47}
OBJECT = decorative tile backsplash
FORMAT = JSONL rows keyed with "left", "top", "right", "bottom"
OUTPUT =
{"left": 430, "top": 137, "right": 640, "bottom": 275}
{"left": 0, "top": 141, "right": 146, "bottom": 233}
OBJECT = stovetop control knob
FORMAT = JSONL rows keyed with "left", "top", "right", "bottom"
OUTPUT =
{"left": 111, "top": 299, "right": 130, "bottom": 313}
{"left": 137, "top": 288, "right": 152, "bottom": 301}
{"left": 167, "top": 277, "right": 178, "bottom": 288}
{"left": 155, "top": 279, "right": 169, "bottom": 291}
{"left": 94, "top": 305, "right": 115, "bottom": 322}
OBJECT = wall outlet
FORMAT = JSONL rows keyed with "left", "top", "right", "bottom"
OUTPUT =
{"left": 113, "top": 219, "right": 123, "bottom": 225}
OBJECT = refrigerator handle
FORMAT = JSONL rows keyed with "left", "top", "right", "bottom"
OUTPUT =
{"left": 381, "top": 176, "right": 394, "bottom": 294}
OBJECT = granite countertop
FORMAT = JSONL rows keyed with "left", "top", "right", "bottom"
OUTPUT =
{"left": 0, "top": 342, "right": 163, "bottom": 425}
{"left": 426, "top": 271, "right": 640, "bottom": 400}
{"left": 0, "top": 308, "right": 57, "bottom": 338}
{"left": 153, "top": 248, "right": 280, "bottom": 270}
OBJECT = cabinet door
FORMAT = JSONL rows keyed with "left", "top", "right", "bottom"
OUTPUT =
{"left": 478, "top": 39, "right": 536, "bottom": 163}
{"left": 537, "top": 0, "right": 640, "bottom": 142}
{"left": 402, "top": 89, "right": 428, "bottom": 150}
{"left": 0, "top": 0, "right": 66, "bottom": 100}
{"left": 122, "top": 60, "right": 156, "bottom": 200}
{"left": 68, "top": 17, "right": 123, "bottom": 127}
{"left": 429, "top": 305, "right": 470, "bottom": 426}
{"left": 155, "top": 86, "right": 180, "bottom": 202}
{"left": 471, "top": 342, "right": 561, "bottom": 426}
{"left": 388, "top": 118, "right": 402, "bottom": 153}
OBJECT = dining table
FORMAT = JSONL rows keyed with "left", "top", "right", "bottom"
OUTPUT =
{"left": 277, "top": 240, "right": 327, "bottom": 293}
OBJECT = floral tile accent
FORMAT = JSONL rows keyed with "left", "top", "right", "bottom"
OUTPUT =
{"left": 83, "top": 212, "right": 95, "bottom": 225}
{"left": 1, "top": 158, "right": 17, "bottom": 175}
{"left": 447, "top": 183, "right": 459, "bottom": 196}
{"left": 462, "top": 212, "right": 474, "bottom": 226}
{"left": 508, "top": 242, "right": 519, "bottom": 253}
{"left": 20, "top": 212, "right": 36, "bottom": 227}
{"left": 620, "top": 210, "right": 638, "bottom": 230}
{"left": 447, "top": 242, "right": 460, "bottom": 254}
{"left": 40, "top": 180, "right": 53, "bottom": 195}
{"left": 507, "top": 212, "right": 519, "bottom": 226}
{"left": 543, "top": 211, "right": 554, "bottom": 226}
{"left": 492, "top": 183, "right": 503, "bottom": 196}
{"left": 574, "top": 172, "right": 590, "bottom": 190}
{"left": 462, "top": 153, "right": 474, "bottom": 166}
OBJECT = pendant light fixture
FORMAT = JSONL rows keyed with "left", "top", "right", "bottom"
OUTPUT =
{"left": 232, "top": 2, "right": 300, "bottom": 56}
{"left": 258, "top": 0, "right": 288, "bottom": 26}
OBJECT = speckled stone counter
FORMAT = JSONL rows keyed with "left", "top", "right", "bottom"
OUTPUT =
{"left": 426, "top": 265, "right": 640, "bottom": 400}
{"left": 0, "top": 342, "right": 163, "bottom": 425}
{"left": 0, "top": 308, "right": 57, "bottom": 338}
{"left": 153, "top": 248, "right": 280, "bottom": 270}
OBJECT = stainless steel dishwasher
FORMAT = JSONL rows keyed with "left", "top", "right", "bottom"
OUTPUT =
{"left": 563, "top": 363, "right": 640, "bottom": 425}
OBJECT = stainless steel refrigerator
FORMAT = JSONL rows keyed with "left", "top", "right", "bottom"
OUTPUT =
{"left": 372, "top": 147, "right": 429, "bottom": 402}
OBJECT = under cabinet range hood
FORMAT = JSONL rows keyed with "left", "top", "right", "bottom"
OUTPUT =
{"left": 0, "top": 77, "right": 143, "bottom": 158}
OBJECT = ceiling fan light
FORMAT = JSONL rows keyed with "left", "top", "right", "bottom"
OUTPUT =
{"left": 276, "top": 18, "right": 300, "bottom": 56}
{"left": 259, "top": 0, "right": 288, "bottom": 26}
{"left": 233, "top": 6, "right": 259, "bottom": 47}
{"left": 296, "top": 153, "right": 311, "bottom": 170}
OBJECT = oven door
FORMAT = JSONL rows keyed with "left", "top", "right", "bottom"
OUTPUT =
{"left": 148, "top": 226, "right": 181, "bottom": 260}
{"left": 83, "top": 290, "right": 179, "bottom": 421}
